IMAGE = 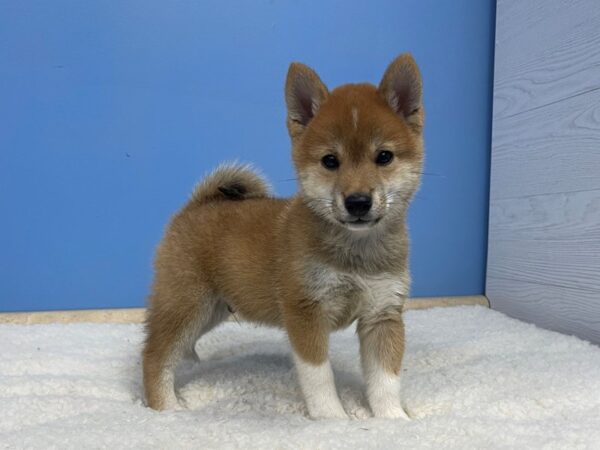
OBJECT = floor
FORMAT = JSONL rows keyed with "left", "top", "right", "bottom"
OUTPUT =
{"left": 1, "top": 305, "right": 599, "bottom": 449}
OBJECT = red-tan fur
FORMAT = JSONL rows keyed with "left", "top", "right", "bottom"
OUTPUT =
{"left": 143, "top": 54, "right": 424, "bottom": 417}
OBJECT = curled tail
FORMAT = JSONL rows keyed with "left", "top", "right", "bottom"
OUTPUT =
{"left": 191, "top": 163, "right": 271, "bottom": 204}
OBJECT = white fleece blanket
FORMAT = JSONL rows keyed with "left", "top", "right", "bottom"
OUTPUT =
{"left": 1, "top": 306, "right": 599, "bottom": 449}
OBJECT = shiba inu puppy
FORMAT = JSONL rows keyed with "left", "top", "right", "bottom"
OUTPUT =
{"left": 143, "top": 54, "right": 424, "bottom": 419}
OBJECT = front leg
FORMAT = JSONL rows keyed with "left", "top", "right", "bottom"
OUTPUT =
{"left": 284, "top": 301, "right": 348, "bottom": 420}
{"left": 357, "top": 303, "right": 410, "bottom": 419}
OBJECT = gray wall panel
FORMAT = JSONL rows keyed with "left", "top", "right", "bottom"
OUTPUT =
{"left": 487, "top": 0, "right": 600, "bottom": 343}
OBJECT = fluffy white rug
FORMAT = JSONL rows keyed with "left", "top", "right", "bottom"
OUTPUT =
{"left": 1, "top": 306, "right": 599, "bottom": 449}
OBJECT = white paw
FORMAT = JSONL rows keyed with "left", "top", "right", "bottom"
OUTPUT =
{"left": 372, "top": 404, "right": 410, "bottom": 420}
{"left": 347, "top": 405, "right": 371, "bottom": 420}
{"left": 309, "top": 404, "right": 349, "bottom": 420}
{"left": 173, "top": 397, "right": 188, "bottom": 411}
{"left": 154, "top": 392, "right": 187, "bottom": 411}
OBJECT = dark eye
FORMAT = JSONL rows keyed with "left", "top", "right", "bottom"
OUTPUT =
{"left": 375, "top": 150, "right": 394, "bottom": 166}
{"left": 321, "top": 154, "right": 340, "bottom": 170}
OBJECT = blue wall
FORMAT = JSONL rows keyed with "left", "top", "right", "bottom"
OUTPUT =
{"left": 0, "top": 1, "right": 496, "bottom": 312}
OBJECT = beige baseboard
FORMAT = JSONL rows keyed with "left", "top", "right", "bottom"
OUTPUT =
{"left": 0, "top": 308, "right": 146, "bottom": 325}
{"left": 406, "top": 295, "right": 489, "bottom": 310}
{"left": 0, "top": 295, "right": 489, "bottom": 325}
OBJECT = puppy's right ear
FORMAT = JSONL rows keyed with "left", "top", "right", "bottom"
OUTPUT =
{"left": 285, "top": 62, "right": 328, "bottom": 137}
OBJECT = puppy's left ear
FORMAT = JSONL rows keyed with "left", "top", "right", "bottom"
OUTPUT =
{"left": 378, "top": 54, "right": 423, "bottom": 132}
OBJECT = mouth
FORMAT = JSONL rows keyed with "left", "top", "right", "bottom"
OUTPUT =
{"left": 338, "top": 217, "right": 381, "bottom": 230}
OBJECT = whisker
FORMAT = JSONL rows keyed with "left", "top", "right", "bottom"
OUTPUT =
{"left": 307, "top": 197, "right": 334, "bottom": 204}
{"left": 410, "top": 171, "right": 446, "bottom": 178}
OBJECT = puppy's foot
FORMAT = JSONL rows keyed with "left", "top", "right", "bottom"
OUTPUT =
{"left": 347, "top": 405, "right": 371, "bottom": 420}
{"left": 173, "top": 396, "right": 188, "bottom": 411}
{"left": 145, "top": 390, "right": 185, "bottom": 412}
{"left": 372, "top": 404, "right": 410, "bottom": 420}
{"left": 309, "top": 404, "right": 349, "bottom": 420}
{"left": 306, "top": 395, "right": 349, "bottom": 420}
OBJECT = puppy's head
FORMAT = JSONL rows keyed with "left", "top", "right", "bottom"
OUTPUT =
{"left": 285, "top": 54, "right": 424, "bottom": 232}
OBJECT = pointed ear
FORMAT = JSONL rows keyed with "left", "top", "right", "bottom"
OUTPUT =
{"left": 285, "top": 62, "right": 329, "bottom": 131}
{"left": 378, "top": 54, "right": 423, "bottom": 131}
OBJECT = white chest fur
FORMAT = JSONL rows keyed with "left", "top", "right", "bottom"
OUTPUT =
{"left": 303, "top": 263, "right": 409, "bottom": 328}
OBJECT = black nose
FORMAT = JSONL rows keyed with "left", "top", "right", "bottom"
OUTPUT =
{"left": 344, "top": 193, "right": 372, "bottom": 218}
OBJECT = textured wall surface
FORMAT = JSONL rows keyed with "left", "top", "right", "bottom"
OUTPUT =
{"left": 487, "top": 0, "right": 600, "bottom": 343}
{"left": 0, "top": 1, "right": 495, "bottom": 311}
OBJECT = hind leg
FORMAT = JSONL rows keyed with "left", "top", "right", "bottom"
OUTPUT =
{"left": 142, "top": 285, "right": 229, "bottom": 410}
